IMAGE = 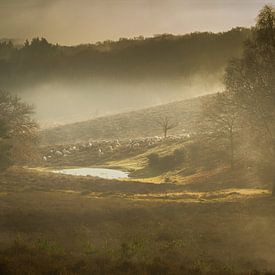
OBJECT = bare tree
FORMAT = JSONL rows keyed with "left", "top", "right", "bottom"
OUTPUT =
{"left": 201, "top": 92, "right": 240, "bottom": 169}
{"left": 156, "top": 116, "right": 178, "bottom": 138}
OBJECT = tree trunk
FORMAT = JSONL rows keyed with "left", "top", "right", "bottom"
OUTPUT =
{"left": 272, "top": 178, "right": 275, "bottom": 196}
{"left": 164, "top": 128, "right": 167, "bottom": 139}
{"left": 229, "top": 130, "right": 234, "bottom": 170}
{"left": 271, "top": 147, "right": 275, "bottom": 196}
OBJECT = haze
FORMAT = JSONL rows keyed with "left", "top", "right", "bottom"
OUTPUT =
{"left": 0, "top": 0, "right": 270, "bottom": 45}
{"left": 1, "top": 4, "right": 275, "bottom": 273}
{"left": 0, "top": 0, "right": 272, "bottom": 127}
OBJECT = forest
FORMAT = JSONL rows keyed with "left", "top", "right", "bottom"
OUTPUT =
{"left": 0, "top": 28, "right": 250, "bottom": 88}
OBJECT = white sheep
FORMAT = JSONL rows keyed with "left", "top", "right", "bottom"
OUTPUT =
{"left": 55, "top": 151, "right": 63, "bottom": 156}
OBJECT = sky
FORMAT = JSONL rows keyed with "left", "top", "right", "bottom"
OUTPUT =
{"left": 0, "top": 0, "right": 274, "bottom": 45}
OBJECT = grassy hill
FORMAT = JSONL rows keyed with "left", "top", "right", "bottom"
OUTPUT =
{"left": 40, "top": 95, "right": 209, "bottom": 145}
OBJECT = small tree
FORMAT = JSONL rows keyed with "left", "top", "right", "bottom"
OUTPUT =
{"left": 201, "top": 92, "right": 240, "bottom": 169}
{"left": 0, "top": 90, "right": 38, "bottom": 170}
{"left": 156, "top": 116, "right": 178, "bottom": 138}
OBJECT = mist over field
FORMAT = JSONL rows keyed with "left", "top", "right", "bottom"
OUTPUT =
{"left": 21, "top": 75, "right": 223, "bottom": 126}
{"left": 0, "top": 28, "right": 249, "bottom": 126}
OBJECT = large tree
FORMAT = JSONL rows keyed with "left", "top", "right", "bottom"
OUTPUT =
{"left": 0, "top": 90, "right": 38, "bottom": 170}
{"left": 225, "top": 5, "right": 275, "bottom": 191}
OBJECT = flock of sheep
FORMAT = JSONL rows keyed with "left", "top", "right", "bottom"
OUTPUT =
{"left": 42, "top": 135, "right": 190, "bottom": 163}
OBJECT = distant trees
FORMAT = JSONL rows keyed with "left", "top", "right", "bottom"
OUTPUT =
{"left": 0, "top": 90, "right": 38, "bottom": 171}
{"left": 156, "top": 116, "right": 178, "bottom": 138}
{"left": 0, "top": 29, "right": 250, "bottom": 90}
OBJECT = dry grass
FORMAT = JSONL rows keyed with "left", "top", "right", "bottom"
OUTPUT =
{"left": 0, "top": 167, "right": 275, "bottom": 273}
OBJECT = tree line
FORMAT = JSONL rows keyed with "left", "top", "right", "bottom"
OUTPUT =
{"left": 0, "top": 28, "right": 250, "bottom": 90}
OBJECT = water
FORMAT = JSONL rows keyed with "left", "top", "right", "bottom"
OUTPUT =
{"left": 53, "top": 167, "right": 129, "bottom": 179}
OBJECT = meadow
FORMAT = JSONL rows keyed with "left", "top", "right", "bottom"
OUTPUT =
{"left": 0, "top": 165, "right": 274, "bottom": 274}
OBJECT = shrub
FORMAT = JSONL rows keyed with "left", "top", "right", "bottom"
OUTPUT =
{"left": 147, "top": 148, "right": 186, "bottom": 171}
{"left": 147, "top": 153, "right": 160, "bottom": 167}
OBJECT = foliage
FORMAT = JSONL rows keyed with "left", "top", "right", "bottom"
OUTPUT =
{"left": 0, "top": 90, "right": 38, "bottom": 170}
{"left": 225, "top": 5, "right": 275, "bottom": 181}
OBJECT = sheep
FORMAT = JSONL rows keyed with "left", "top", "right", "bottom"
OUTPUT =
{"left": 132, "top": 143, "right": 140, "bottom": 149}
{"left": 98, "top": 148, "right": 104, "bottom": 157}
{"left": 55, "top": 150, "right": 63, "bottom": 156}
{"left": 115, "top": 139, "right": 121, "bottom": 146}
{"left": 43, "top": 156, "right": 47, "bottom": 161}
{"left": 62, "top": 149, "right": 70, "bottom": 154}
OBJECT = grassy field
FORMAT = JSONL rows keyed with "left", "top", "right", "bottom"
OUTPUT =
{"left": 0, "top": 167, "right": 274, "bottom": 274}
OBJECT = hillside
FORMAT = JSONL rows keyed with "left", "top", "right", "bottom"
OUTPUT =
{"left": 40, "top": 95, "right": 209, "bottom": 145}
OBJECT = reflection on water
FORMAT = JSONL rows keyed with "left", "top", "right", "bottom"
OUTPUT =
{"left": 53, "top": 167, "right": 129, "bottom": 179}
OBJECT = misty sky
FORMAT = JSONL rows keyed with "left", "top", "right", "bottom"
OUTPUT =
{"left": 0, "top": 0, "right": 273, "bottom": 45}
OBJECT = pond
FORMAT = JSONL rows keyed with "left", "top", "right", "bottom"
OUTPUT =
{"left": 52, "top": 167, "right": 129, "bottom": 179}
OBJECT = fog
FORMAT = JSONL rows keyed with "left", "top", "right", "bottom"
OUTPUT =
{"left": 0, "top": 1, "right": 255, "bottom": 127}
{"left": 20, "top": 75, "right": 222, "bottom": 127}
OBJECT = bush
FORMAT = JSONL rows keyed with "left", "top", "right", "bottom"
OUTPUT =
{"left": 173, "top": 148, "right": 186, "bottom": 163}
{"left": 147, "top": 153, "right": 160, "bottom": 167}
{"left": 147, "top": 148, "right": 186, "bottom": 171}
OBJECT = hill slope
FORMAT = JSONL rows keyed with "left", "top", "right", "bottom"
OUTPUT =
{"left": 40, "top": 95, "right": 208, "bottom": 145}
